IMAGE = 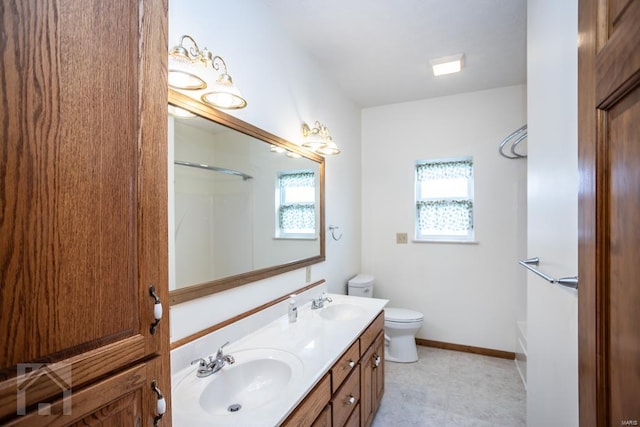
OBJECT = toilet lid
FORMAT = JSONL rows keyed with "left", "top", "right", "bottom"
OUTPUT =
{"left": 348, "top": 274, "right": 375, "bottom": 287}
{"left": 384, "top": 307, "right": 424, "bottom": 323}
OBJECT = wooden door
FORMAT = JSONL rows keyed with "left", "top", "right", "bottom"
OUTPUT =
{"left": 578, "top": 0, "right": 640, "bottom": 425}
{"left": 4, "top": 356, "right": 164, "bottom": 427}
{"left": 0, "top": 0, "right": 169, "bottom": 421}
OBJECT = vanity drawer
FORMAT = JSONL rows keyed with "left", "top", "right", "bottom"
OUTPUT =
{"left": 360, "top": 311, "right": 384, "bottom": 357}
{"left": 344, "top": 402, "right": 360, "bottom": 427}
{"left": 283, "top": 373, "right": 331, "bottom": 426}
{"left": 311, "top": 404, "right": 331, "bottom": 427}
{"left": 331, "top": 339, "right": 360, "bottom": 394}
{"left": 331, "top": 364, "right": 360, "bottom": 427}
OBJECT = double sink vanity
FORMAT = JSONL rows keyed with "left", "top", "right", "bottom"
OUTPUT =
{"left": 168, "top": 91, "right": 386, "bottom": 425}
{"left": 171, "top": 293, "right": 388, "bottom": 426}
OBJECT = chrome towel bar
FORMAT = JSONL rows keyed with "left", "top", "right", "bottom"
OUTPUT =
{"left": 519, "top": 257, "right": 578, "bottom": 289}
{"left": 499, "top": 124, "right": 527, "bottom": 159}
{"left": 175, "top": 160, "right": 253, "bottom": 181}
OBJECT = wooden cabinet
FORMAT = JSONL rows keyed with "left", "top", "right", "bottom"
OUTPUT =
{"left": 286, "top": 310, "right": 385, "bottom": 427}
{"left": 311, "top": 404, "right": 332, "bottom": 427}
{"left": 0, "top": 0, "right": 170, "bottom": 425}
{"left": 284, "top": 374, "right": 331, "bottom": 426}
{"left": 332, "top": 365, "right": 360, "bottom": 427}
{"left": 360, "top": 313, "right": 385, "bottom": 427}
{"left": 4, "top": 357, "right": 163, "bottom": 427}
{"left": 331, "top": 340, "right": 360, "bottom": 394}
{"left": 360, "top": 332, "right": 384, "bottom": 427}
{"left": 344, "top": 403, "right": 360, "bottom": 427}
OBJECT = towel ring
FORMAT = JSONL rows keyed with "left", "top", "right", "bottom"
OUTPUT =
{"left": 328, "top": 225, "right": 342, "bottom": 241}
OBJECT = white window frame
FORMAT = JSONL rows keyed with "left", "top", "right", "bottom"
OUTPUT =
{"left": 414, "top": 156, "right": 475, "bottom": 242}
{"left": 275, "top": 170, "right": 317, "bottom": 239}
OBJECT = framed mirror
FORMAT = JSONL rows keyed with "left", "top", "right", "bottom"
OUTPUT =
{"left": 168, "top": 90, "right": 325, "bottom": 305}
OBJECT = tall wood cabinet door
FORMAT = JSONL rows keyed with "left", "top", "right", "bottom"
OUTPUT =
{"left": 578, "top": 0, "right": 640, "bottom": 425}
{"left": 360, "top": 344, "right": 375, "bottom": 427}
{"left": 371, "top": 333, "right": 384, "bottom": 411}
{"left": 4, "top": 356, "right": 166, "bottom": 427}
{"left": 361, "top": 332, "right": 384, "bottom": 427}
{"left": 0, "top": 0, "right": 169, "bottom": 421}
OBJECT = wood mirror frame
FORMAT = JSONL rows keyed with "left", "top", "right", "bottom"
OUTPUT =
{"left": 168, "top": 90, "right": 325, "bottom": 305}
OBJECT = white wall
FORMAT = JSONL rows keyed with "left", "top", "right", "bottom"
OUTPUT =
{"left": 526, "top": 0, "right": 579, "bottom": 425}
{"left": 361, "top": 85, "right": 527, "bottom": 352}
{"left": 169, "top": 0, "right": 362, "bottom": 342}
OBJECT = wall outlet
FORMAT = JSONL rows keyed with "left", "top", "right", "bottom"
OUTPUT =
{"left": 396, "top": 233, "right": 408, "bottom": 244}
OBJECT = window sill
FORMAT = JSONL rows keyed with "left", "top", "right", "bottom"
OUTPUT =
{"left": 412, "top": 239, "right": 479, "bottom": 245}
{"left": 273, "top": 237, "right": 318, "bottom": 241}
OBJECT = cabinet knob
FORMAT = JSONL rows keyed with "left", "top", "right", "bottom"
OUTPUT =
{"left": 151, "top": 381, "right": 166, "bottom": 426}
{"left": 347, "top": 359, "right": 355, "bottom": 369}
{"left": 149, "top": 285, "right": 163, "bottom": 334}
{"left": 345, "top": 394, "right": 356, "bottom": 405}
{"left": 373, "top": 354, "right": 381, "bottom": 368}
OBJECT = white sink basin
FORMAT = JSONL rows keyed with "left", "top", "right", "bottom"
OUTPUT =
{"left": 173, "top": 348, "right": 303, "bottom": 420}
{"left": 319, "top": 303, "right": 366, "bottom": 321}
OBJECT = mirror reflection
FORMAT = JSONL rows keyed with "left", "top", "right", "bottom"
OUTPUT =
{"left": 168, "top": 91, "right": 325, "bottom": 304}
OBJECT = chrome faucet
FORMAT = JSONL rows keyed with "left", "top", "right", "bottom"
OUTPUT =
{"left": 190, "top": 341, "right": 235, "bottom": 377}
{"left": 311, "top": 292, "right": 333, "bottom": 309}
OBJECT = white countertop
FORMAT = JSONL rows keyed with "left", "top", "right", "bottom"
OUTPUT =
{"left": 171, "top": 293, "right": 388, "bottom": 427}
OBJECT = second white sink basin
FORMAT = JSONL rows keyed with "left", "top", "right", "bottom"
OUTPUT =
{"left": 319, "top": 303, "right": 366, "bottom": 321}
{"left": 173, "top": 348, "right": 304, "bottom": 420}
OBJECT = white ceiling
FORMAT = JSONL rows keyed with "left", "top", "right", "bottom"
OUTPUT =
{"left": 259, "top": 0, "right": 527, "bottom": 108}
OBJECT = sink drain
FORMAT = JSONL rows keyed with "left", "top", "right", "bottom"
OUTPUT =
{"left": 227, "top": 403, "right": 242, "bottom": 413}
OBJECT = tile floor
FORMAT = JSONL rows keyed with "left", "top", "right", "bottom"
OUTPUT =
{"left": 372, "top": 346, "right": 526, "bottom": 427}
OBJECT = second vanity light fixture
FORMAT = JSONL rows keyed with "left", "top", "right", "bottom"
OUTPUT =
{"left": 301, "top": 121, "right": 341, "bottom": 156}
{"left": 168, "top": 34, "right": 247, "bottom": 109}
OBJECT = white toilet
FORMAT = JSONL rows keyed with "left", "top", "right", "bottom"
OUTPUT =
{"left": 347, "top": 274, "right": 424, "bottom": 363}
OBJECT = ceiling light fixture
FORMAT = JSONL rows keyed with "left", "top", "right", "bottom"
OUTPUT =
{"left": 300, "top": 121, "right": 341, "bottom": 156}
{"left": 430, "top": 53, "right": 464, "bottom": 76}
{"left": 168, "top": 35, "right": 247, "bottom": 109}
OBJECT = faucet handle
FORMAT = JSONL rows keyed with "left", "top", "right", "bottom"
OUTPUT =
{"left": 322, "top": 292, "right": 333, "bottom": 303}
{"left": 190, "top": 358, "right": 207, "bottom": 367}
{"left": 216, "top": 341, "right": 230, "bottom": 356}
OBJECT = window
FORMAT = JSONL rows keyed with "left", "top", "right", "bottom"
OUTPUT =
{"left": 415, "top": 157, "right": 474, "bottom": 241}
{"left": 276, "top": 170, "right": 316, "bottom": 238}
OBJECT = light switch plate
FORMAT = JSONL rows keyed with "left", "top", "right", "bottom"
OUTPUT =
{"left": 306, "top": 266, "right": 311, "bottom": 282}
{"left": 396, "top": 233, "right": 408, "bottom": 244}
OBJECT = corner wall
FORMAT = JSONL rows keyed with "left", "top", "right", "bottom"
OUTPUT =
{"left": 526, "top": 0, "right": 579, "bottom": 425}
{"left": 361, "top": 85, "right": 527, "bottom": 352}
{"left": 168, "top": 0, "right": 362, "bottom": 342}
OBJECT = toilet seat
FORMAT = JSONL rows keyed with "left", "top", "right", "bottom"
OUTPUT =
{"left": 384, "top": 307, "right": 424, "bottom": 323}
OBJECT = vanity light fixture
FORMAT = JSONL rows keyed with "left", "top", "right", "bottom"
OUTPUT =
{"left": 301, "top": 121, "right": 341, "bottom": 156}
{"left": 430, "top": 53, "right": 464, "bottom": 76}
{"left": 168, "top": 35, "right": 247, "bottom": 109}
{"left": 270, "top": 145, "right": 287, "bottom": 153}
{"left": 316, "top": 136, "right": 341, "bottom": 156}
{"left": 168, "top": 105, "right": 196, "bottom": 118}
{"left": 286, "top": 151, "right": 303, "bottom": 159}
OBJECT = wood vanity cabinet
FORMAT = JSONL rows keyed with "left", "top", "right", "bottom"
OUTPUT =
{"left": 331, "top": 364, "right": 361, "bottom": 426}
{"left": 0, "top": 1, "right": 170, "bottom": 425}
{"left": 312, "top": 404, "right": 332, "bottom": 427}
{"left": 284, "top": 374, "right": 332, "bottom": 426}
{"left": 284, "top": 311, "right": 385, "bottom": 427}
{"left": 360, "top": 332, "right": 384, "bottom": 427}
{"left": 359, "top": 312, "right": 385, "bottom": 427}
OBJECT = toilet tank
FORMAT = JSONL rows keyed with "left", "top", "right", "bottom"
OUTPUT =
{"left": 347, "top": 274, "right": 375, "bottom": 297}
